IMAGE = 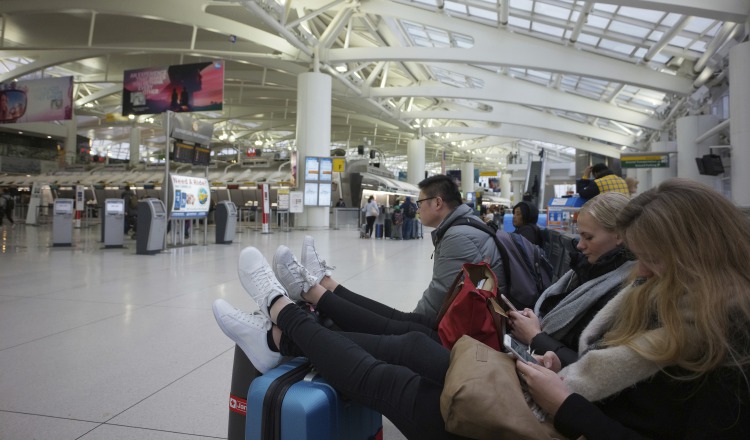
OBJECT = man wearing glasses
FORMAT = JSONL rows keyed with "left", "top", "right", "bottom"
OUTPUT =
{"left": 412, "top": 175, "right": 506, "bottom": 319}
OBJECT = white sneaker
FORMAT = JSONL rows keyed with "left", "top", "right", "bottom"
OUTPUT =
{"left": 272, "top": 245, "right": 318, "bottom": 302}
{"left": 301, "top": 236, "right": 335, "bottom": 283}
{"left": 212, "top": 299, "right": 282, "bottom": 374}
{"left": 238, "top": 247, "right": 288, "bottom": 320}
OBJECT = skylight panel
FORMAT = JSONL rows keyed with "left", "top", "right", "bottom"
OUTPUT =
{"left": 533, "top": 3, "right": 571, "bottom": 20}
{"left": 668, "top": 35, "right": 693, "bottom": 48}
{"left": 531, "top": 22, "right": 564, "bottom": 38}
{"left": 647, "top": 30, "right": 663, "bottom": 42}
{"left": 649, "top": 53, "right": 670, "bottom": 64}
{"left": 512, "top": 0, "right": 533, "bottom": 13}
{"left": 444, "top": 1, "right": 467, "bottom": 14}
{"left": 684, "top": 17, "right": 715, "bottom": 34}
{"left": 608, "top": 21, "right": 651, "bottom": 39}
{"left": 598, "top": 38, "right": 636, "bottom": 56}
{"left": 575, "top": 33, "right": 600, "bottom": 46}
{"left": 507, "top": 16, "right": 531, "bottom": 30}
{"left": 690, "top": 41, "right": 707, "bottom": 53}
{"left": 617, "top": 6, "right": 664, "bottom": 24}
{"left": 469, "top": 6, "right": 498, "bottom": 22}
{"left": 585, "top": 14, "right": 610, "bottom": 29}
{"left": 593, "top": 4, "right": 617, "bottom": 14}
{"left": 660, "top": 13, "right": 681, "bottom": 27}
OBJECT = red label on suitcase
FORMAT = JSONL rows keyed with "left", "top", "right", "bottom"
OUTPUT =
{"left": 229, "top": 394, "right": 247, "bottom": 416}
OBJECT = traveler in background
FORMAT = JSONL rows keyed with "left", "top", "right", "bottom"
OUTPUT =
{"left": 121, "top": 185, "right": 137, "bottom": 235}
{"left": 362, "top": 195, "right": 378, "bottom": 238}
{"left": 400, "top": 196, "right": 417, "bottom": 240}
{"left": 391, "top": 207, "right": 403, "bottom": 240}
{"left": 335, "top": 198, "right": 346, "bottom": 207}
{"left": 511, "top": 201, "right": 543, "bottom": 246}
{"left": 517, "top": 178, "right": 750, "bottom": 439}
{"left": 0, "top": 188, "right": 15, "bottom": 228}
{"left": 625, "top": 176, "right": 639, "bottom": 195}
{"left": 509, "top": 192, "right": 634, "bottom": 367}
{"left": 576, "top": 163, "right": 629, "bottom": 200}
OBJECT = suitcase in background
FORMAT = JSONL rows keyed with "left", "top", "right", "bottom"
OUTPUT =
{"left": 246, "top": 357, "right": 383, "bottom": 440}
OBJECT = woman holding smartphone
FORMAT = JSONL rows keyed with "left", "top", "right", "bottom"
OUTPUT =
{"left": 509, "top": 192, "right": 635, "bottom": 367}
{"left": 518, "top": 179, "right": 750, "bottom": 439}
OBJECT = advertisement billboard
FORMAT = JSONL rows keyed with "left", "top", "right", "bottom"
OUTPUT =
{"left": 168, "top": 174, "right": 211, "bottom": 219}
{"left": 122, "top": 61, "right": 224, "bottom": 115}
{"left": 0, "top": 76, "right": 73, "bottom": 124}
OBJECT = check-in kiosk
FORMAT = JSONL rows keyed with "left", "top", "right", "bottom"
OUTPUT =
{"left": 52, "top": 198, "right": 74, "bottom": 246}
{"left": 103, "top": 198, "right": 125, "bottom": 248}
{"left": 136, "top": 199, "right": 168, "bottom": 255}
{"left": 546, "top": 196, "right": 586, "bottom": 233}
{"left": 215, "top": 200, "right": 237, "bottom": 244}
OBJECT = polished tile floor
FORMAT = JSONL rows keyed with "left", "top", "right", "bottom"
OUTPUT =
{"left": 0, "top": 220, "right": 435, "bottom": 439}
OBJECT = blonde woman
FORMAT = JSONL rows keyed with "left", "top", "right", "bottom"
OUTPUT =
{"left": 519, "top": 179, "right": 750, "bottom": 439}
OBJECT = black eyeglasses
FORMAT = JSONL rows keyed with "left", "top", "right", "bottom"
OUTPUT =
{"left": 416, "top": 197, "right": 436, "bottom": 208}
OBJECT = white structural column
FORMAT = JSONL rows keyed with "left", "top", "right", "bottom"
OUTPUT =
{"left": 511, "top": 180, "right": 524, "bottom": 205}
{"left": 296, "top": 72, "right": 332, "bottom": 229}
{"left": 129, "top": 127, "right": 141, "bottom": 166}
{"left": 500, "top": 172, "right": 511, "bottom": 200}
{"left": 636, "top": 168, "right": 650, "bottom": 194}
{"left": 730, "top": 41, "right": 750, "bottom": 207}
{"left": 460, "top": 162, "right": 474, "bottom": 195}
{"left": 64, "top": 119, "right": 77, "bottom": 165}
{"left": 676, "top": 114, "right": 721, "bottom": 190}
{"left": 650, "top": 140, "right": 677, "bottom": 188}
{"left": 407, "top": 138, "right": 425, "bottom": 185}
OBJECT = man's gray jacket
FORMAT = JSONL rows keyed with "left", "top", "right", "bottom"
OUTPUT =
{"left": 413, "top": 204, "right": 507, "bottom": 319}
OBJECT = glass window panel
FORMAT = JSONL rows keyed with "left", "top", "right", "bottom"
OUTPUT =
{"left": 690, "top": 41, "right": 707, "bottom": 52}
{"left": 660, "top": 13, "right": 681, "bottom": 27}
{"left": 469, "top": 7, "right": 498, "bottom": 21}
{"left": 649, "top": 53, "right": 670, "bottom": 64}
{"left": 512, "top": 0, "right": 534, "bottom": 12}
{"left": 507, "top": 16, "right": 531, "bottom": 29}
{"left": 617, "top": 6, "right": 664, "bottom": 23}
{"left": 585, "top": 14, "right": 610, "bottom": 29}
{"left": 598, "top": 38, "right": 635, "bottom": 55}
{"left": 444, "top": 1, "right": 467, "bottom": 14}
{"left": 633, "top": 47, "right": 648, "bottom": 58}
{"left": 647, "top": 30, "right": 663, "bottom": 41}
{"left": 593, "top": 4, "right": 617, "bottom": 13}
{"left": 533, "top": 3, "right": 571, "bottom": 20}
{"left": 684, "top": 17, "right": 715, "bottom": 34}
{"left": 575, "top": 33, "right": 600, "bottom": 46}
{"left": 668, "top": 35, "right": 692, "bottom": 48}
{"left": 608, "top": 21, "right": 651, "bottom": 39}
{"left": 531, "top": 22, "right": 564, "bottom": 38}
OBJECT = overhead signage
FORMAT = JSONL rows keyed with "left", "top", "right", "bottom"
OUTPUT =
{"left": 0, "top": 76, "right": 73, "bottom": 124}
{"left": 332, "top": 157, "right": 345, "bottom": 173}
{"left": 168, "top": 174, "right": 211, "bottom": 219}
{"left": 122, "top": 61, "right": 224, "bottom": 115}
{"left": 169, "top": 112, "right": 214, "bottom": 145}
{"left": 621, "top": 154, "right": 670, "bottom": 168}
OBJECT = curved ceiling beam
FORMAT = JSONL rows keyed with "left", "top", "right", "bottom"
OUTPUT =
{"left": 422, "top": 125, "right": 622, "bottom": 158}
{"left": 0, "top": 0, "right": 301, "bottom": 57}
{"left": 604, "top": 0, "right": 749, "bottom": 22}
{"left": 405, "top": 104, "right": 636, "bottom": 147}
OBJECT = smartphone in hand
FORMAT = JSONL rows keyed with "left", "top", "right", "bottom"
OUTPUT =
{"left": 500, "top": 293, "right": 519, "bottom": 313}
{"left": 504, "top": 334, "right": 539, "bottom": 365}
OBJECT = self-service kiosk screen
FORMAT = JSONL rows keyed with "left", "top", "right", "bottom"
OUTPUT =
{"left": 55, "top": 202, "right": 73, "bottom": 215}
{"left": 106, "top": 200, "right": 124, "bottom": 214}
{"left": 152, "top": 201, "right": 166, "bottom": 215}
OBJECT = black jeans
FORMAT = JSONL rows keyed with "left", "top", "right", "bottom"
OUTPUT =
{"left": 365, "top": 215, "right": 376, "bottom": 236}
{"left": 275, "top": 286, "right": 464, "bottom": 440}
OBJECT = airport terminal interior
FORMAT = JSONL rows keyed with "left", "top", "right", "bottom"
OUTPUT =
{"left": 1, "top": 0, "right": 749, "bottom": 439}
{"left": 0, "top": 225, "right": 420, "bottom": 439}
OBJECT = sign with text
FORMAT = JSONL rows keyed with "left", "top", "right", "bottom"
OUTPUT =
{"left": 0, "top": 76, "right": 73, "bottom": 124}
{"left": 123, "top": 61, "right": 224, "bottom": 115}
{"left": 168, "top": 174, "right": 210, "bottom": 219}
{"left": 621, "top": 154, "right": 670, "bottom": 168}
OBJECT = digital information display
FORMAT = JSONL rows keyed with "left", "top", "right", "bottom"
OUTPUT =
{"left": 193, "top": 144, "right": 211, "bottom": 166}
{"left": 172, "top": 141, "right": 195, "bottom": 164}
{"left": 303, "top": 155, "right": 335, "bottom": 206}
{"left": 169, "top": 174, "right": 211, "bottom": 219}
{"left": 106, "top": 199, "right": 124, "bottom": 215}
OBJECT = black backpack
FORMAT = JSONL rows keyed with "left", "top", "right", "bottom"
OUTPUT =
{"left": 438, "top": 216, "right": 554, "bottom": 309}
{"left": 404, "top": 202, "right": 417, "bottom": 218}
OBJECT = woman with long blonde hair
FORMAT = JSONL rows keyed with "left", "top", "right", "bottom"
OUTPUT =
{"left": 519, "top": 179, "right": 750, "bottom": 439}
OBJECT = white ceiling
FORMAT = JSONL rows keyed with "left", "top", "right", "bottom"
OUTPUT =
{"left": 0, "top": 0, "right": 747, "bottom": 173}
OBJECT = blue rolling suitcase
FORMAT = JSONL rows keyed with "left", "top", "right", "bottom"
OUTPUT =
{"left": 246, "top": 357, "right": 383, "bottom": 440}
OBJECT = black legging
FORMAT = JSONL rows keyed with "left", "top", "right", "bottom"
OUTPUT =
{"left": 276, "top": 304, "right": 466, "bottom": 440}
{"left": 365, "top": 215, "right": 376, "bottom": 237}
